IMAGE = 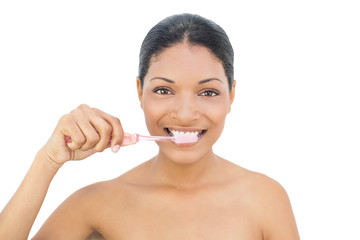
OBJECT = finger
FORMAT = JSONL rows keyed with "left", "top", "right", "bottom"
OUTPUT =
{"left": 89, "top": 117, "right": 112, "bottom": 152}
{"left": 94, "top": 108, "right": 124, "bottom": 153}
{"left": 59, "top": 115, "right": 86, "bottom": 151}
{"left": 71, "top": 106, "right": 102, "bottom": 151}
{"left": 76, "top": 120, "right": 100, "bottom": 151}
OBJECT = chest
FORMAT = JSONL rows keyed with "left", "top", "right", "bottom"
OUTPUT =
{"left": 96, "top": 188, "right": 263, "bottom": 240}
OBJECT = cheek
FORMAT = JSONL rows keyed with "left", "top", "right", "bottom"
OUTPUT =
{"left": 210, "top": 110, "right": 228, "bottom": 136}
{"left": 200, "top": 97, "right": 230, "bottom": 122}
{"left": 201, "top": 98, "right": 230, "bottom": 141}
{"left": 142, "top": 94, "right": 170, "bottom": 134}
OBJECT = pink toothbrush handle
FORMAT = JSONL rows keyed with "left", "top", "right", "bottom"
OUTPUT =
{"left": 64, "top": 133, "right": 139, "bottom": 146}
{"left": 121, "top": 133, "right": 139, "bottom": 146}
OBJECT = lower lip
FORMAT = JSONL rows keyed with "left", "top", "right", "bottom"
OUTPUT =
{"left": 175, "top": 142, "right": 197, "bottom": 147}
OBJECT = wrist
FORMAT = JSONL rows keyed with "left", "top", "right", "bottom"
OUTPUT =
{"left": 35, "top": 148, "right": 64, "bottom": 172}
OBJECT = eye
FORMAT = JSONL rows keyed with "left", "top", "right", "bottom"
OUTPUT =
{"left": 199, "top": 89, "right": 220, "bottom": 97}
{"left": 153, "top": 87, "right": 173, "bottom": 95}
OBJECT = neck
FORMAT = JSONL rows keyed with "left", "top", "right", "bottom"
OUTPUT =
{"left": 149, "top": 149, "right": 221, "bottom": 189}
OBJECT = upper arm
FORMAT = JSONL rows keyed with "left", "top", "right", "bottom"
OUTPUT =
{"left": 32, "top": 185, "right": 97, "bottom": 240}
{"left": 256, "top": 175, "right": 300, "bottom": 240}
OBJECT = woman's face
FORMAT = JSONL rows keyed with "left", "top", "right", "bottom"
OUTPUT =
{"left": 137, "top": 43, "right": 235, "bottom": 164}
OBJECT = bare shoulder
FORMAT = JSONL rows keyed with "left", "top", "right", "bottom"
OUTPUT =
{"left": 220, "top": 160, "right": 299, "bottom": 240}
{"left": 33, "top": 177, "right": 133, "bottom": 240}
{"left": 32, "top": 181, "right": 104, "bottom": 239}
{"left": 221, "top": 160, "right": 289, "bottom": 199}
{"left": 222, "top": 160, "right": 283, "bottom": 190}
{"left": 231, "top": 164, "right": 299, "bottom": 240}
{"left": 33, "top": 160, "right": 152, "bottom": 239}
{"left": 240, "top": 169, "right": 289, "bottom": 201}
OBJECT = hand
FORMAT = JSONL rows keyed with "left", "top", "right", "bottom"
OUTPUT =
{"left": 40, "top": 104, "right": 124, "bottom": 167}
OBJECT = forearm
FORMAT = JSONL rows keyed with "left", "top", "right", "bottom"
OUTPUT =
{"left": 0, "top": 150, "right": 61, "bottom": 240}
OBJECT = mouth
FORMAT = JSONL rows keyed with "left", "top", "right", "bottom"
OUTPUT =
{"left": 164, "top": 127, "right": 207, "bottom": 140}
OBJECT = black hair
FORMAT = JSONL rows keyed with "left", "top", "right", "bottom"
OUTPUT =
{"left": 138, "top": 13, "right": 234, "bottom": 91}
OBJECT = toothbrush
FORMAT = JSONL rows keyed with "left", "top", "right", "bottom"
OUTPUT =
{"left": 122, "top": 133, "right": 198, "bottom": 145}
{"left": 64, "top": 133, "right": 198, "bottom": 146}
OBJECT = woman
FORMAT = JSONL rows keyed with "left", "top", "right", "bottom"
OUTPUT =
{"left": 0, "top": 13, "right": 299, "bottom": 239}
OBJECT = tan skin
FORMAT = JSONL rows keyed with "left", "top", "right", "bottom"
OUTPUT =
{"left": 0, "top": 43, "right": 299, "bottom": 240}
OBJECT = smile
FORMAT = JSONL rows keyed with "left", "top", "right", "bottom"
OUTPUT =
{"left": 164, "top": 128, "right": 207, "bottom": 139}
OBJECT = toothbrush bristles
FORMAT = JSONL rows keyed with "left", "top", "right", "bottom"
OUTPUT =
{"left": 173, "top": 134, "right": 198, "bottom": 144}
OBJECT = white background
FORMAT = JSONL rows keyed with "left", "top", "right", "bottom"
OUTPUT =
{"left": 0, "top": 0, "right": 359, "bottom": 239}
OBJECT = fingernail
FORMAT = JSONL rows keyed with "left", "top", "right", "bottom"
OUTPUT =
{"left": 112, "top": 145, "right": 120, "bottom": 153}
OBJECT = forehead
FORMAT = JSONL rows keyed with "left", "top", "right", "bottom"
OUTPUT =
{"left": 144, "top": 44, "right": 227, "bottom": 85}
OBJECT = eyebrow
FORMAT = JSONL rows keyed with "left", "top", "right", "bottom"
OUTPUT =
{"left": 150, "top": 77, "right": 224, "bottom": 84}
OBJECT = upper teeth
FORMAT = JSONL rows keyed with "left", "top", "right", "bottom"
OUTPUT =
{"left": 169, "top": 129, "right": 200, "bottom": 136}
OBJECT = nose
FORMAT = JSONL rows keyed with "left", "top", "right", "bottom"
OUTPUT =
{"left": 170, "top": 94, "right": 200, "bottom": 123}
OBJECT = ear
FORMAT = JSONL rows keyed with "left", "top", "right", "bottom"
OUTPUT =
{"left": 136, "top": 78, "right": 144, "bottom": 109}
{"left": 228, "top": 80, "right": 236, "bottom": 113}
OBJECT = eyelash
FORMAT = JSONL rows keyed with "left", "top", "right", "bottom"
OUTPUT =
{"left": 152, "top": 87, "right": 220, "bottom": 97}
{"left": 199, "top": 89, "right": 220, "bottom": 97}
{"left": 153, "top": 87, "right": 173, "bottom": 95}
